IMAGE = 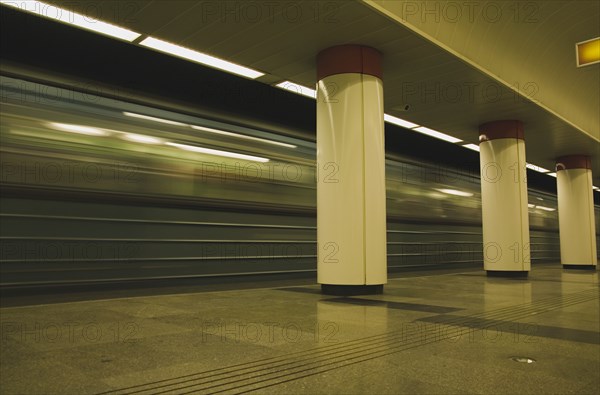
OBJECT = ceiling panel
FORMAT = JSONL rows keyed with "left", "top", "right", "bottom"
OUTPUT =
{"left": 37, "top": 0, "right": 600, "bottom": 184}
{"left": 366, "top": 0, "right": 600, "bottom": 140}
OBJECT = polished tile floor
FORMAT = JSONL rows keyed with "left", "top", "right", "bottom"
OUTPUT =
{"left": 1, "top": 264, "right": 598, "bottom": 394}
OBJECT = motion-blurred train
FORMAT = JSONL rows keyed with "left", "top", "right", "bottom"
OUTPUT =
{"left": 1, "top": 76, "right": 598, "bottom": 288}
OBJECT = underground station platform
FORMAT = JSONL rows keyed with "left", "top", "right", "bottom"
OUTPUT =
{"left": 0, "top": 264, "right": 598, "bottom": 395}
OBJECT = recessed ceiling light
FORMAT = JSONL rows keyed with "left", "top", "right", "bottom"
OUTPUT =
{"left": 166, "top": 142, "right": 269, "bottom": 162}
{"left": 123, "top": 112, "right": 187, "bottom": 126}
{"left": 139, "top": 37, "right": 264, "bottom": 79}
{"left": 48, "top": 122, "right": 109, "bottom": 136}
{"left": 190, "top": 125, "right": 296, "bottom": 148}
{"left": 275, "top": 81, "right": 316, "bottom": 99}
{"left": 526, "top": 163, "right": 551, "bottom": 173}
{"left": 413, "top": 127, "right": 462, "bottom": 143}
{"left": 384, "top": 114, "right": 419, "bottom": 129}
{"left": 0, "top": 1, "right": 141, "bottom": 42}
{"left": 462, "top": 144, "right": 480, "bottom": 152}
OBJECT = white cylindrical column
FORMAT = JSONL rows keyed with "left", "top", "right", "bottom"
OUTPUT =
{"left": 479, "top": 120, "right": 531, "bottom": 276}
{"left": 556, "top": 155, "right": 598, "bottom": 269}
{"left": 316, "top": 45, "right": 387, "bottom": 295}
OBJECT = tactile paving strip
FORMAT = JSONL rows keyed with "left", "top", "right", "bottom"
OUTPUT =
{"left": 97, "top": 287, "right": 599, "bottom": 395}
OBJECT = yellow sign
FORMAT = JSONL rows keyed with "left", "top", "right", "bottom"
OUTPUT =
{"left": 576, "top": 38, "right": 600, "bottom": 67}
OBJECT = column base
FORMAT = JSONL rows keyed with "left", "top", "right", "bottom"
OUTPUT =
{"left": 321, "top": 284, "right": 383, "bottom": 296}
{"left": 562, "top": 265, "right": 597, "bottom": 271}
{"left": 486, "top": 270, "right": 529, "bottom": 278}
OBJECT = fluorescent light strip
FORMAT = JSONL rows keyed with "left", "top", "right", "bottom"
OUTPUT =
{"left": 191, "top": 125, "right": 296, "bottom": 148}
{"left": 383, "top": 114, "right": 464, "bottom": 145}
{"left": 384, "top": 114, "right": 419, "bottom": 129}
{"left": 435, "top": 188, "right": 473, "bottom": 197}
{"left": 547, "top": 172, "right": 557, "bottom": 178}
{"left": 1, "top": 1, "right": 140, "bottom": 41}
{"left": 413, "top": 126, "right": 463, "bottom": 143}
{"left": 48, "top": 122, "right": 109, "bottom": 136}
{"left": 526, "top": 163, "right": 551, "bottom": 173}
{"left": 275, "top": 81, "right": 316, "bottom": 99}
{"left": 462, "top": 144, "right": 480, "bottom": 152}
{"left": 166, "top": 142, "right": 269, "bottom": 163}
{"left": 140, "top": 37, "right": 264, "bottom": 79}
{"left": 269, "top": 84, "right": 470, "bottom": 149}
{"left": 123, "top": 112, "right": 187, "bottom": 126}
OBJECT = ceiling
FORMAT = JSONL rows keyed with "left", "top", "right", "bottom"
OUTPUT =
{"left": 16, "top": 0, "right": 600, "bottom": 184}
{"left": 367, "top": 0, "right": 600, "bottom": 141}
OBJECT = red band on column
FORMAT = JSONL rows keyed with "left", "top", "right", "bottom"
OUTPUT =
{"left": 317, "top": 45, "right": 382, "bottom": 81}
{"left": 478, "top": 120, "right": 524, "bottom": 143}
{"left": 555, "top": 155, "right": 592, "bottom": 171}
